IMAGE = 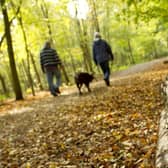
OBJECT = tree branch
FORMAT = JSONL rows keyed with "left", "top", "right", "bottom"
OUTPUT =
{"left": 0, "top": 0, "right": 22, "bottom": 49}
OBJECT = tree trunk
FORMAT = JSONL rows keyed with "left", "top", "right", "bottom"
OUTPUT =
{"left": 70, "top": 53, "right": 76, "bottom": 75}
{"left": 11, "top": 1, "right": 43, "bottom": 92}
{"left": 0, "top": 73, "right": 9, "bottom": 96}
{"left": 60, "top": 64, "right": 70, "bottom": 84}
{"left": 30, "top": 52, "right": 44, "bottom": 90}
{"left": 22, "top": 60, "right": 35, "bottom": 95}
{"left": 18, "top": 14, "right": 35, "bottom": 96}
{"left": 66, "top": 49, "right": 76, "bottom": 75}
{"left": 88, "top": 0, "right": 100, "bottom": 32}
{"left": 0, "top": 1, "right": 22, "bottom": 49}
{"left": 62, "top": 31, "right": 77, "bottom": 75}
{"left": 127, "top": 38, "right": 135, "bottom": 64}
{"left": 76, "top": 19, "right": 89, "bottom": 72}
{"left": 153, "top": 41, "right": 158, "bottom": 58}
{"left": 1, "top": 0, "right": 23, "bottom": 100}
{"left": 156, "top": 79, "right": 168, "bottom": 167}
{"left": 103, "top": 1, "right": 110, "bottom": 42}
{"left": 81, "top": 19, "right": 94, "bottom": 73}
{"left": 20, "top": 63, "right": 29, "bottom": 90}
{"left": 40, "top": 0, "right": 53, "bottom": 40}
{"left": 75, "top": 7, "right": 93, "bottom": 73}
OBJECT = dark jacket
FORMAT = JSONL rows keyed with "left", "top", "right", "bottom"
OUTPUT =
{"left": 40, "top": 47, "right": 61, "bottom": 72}
{"left": 93, "top": 39, "right": 114, "bottom": 65}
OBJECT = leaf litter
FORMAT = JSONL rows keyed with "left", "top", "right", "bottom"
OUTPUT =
{"left": 0, "top": 65, "right": 168, "bottom": 167}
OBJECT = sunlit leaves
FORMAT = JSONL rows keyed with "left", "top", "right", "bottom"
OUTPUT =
{"left": 0, "top": 67, "right": 167, "bottom": 167}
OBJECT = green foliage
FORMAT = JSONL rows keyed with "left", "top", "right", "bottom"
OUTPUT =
{"left": 0, "top": 94, "right": 7, "bottom": 101}
{"left": 0, "top": 0, "right": 168, "bottom": 98}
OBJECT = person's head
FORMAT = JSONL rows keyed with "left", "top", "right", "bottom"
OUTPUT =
{"left": 43, "top": 41, "right": 51, "bottom": 49}
{"left": 94, "top": 32, "right": 101, "bottom": 41}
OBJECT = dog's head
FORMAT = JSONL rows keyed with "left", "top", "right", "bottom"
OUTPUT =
{"left": 89, "top": 73, "right": 94, "bottom": 82}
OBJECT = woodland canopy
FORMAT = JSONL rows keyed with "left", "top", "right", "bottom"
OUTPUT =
{"left": 0, "top": 0, "right": 168, "bottom": 100}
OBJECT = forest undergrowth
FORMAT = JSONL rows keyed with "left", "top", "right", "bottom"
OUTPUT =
{"left": 0, "top": 63, "right": 168, "bottom": 168}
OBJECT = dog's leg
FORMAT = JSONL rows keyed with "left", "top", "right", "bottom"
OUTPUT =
{"left": 85, "top": 83, "right": 91, "bottom": 92}
{"left": 79, "top": 83, "right": 83, "bottom": 94}
{"left": 77, "top": 83, "right": 82, "bottom": 94}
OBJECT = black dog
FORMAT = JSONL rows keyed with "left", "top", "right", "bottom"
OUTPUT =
{"left": 74, "top": 72, "right": 94, "bottom": 94}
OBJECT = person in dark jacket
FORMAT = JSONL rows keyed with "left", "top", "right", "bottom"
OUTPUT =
{"left": 40, "top": 41, "right": 62, "bottom": 96}
{"left": 92, "top": 32, "right": 114, "bottom": 86}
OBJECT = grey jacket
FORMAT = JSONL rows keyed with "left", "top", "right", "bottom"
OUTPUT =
{"left": 93, "top": 39, "right": 114, "bottom": 65}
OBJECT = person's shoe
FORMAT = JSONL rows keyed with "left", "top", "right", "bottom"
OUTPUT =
{"left": 104, "top": 79, "right": 110, "bottom": 86}
{"left": 52, "top": 93, "right": 58, "bottom": 97}
{"left": 106, "top": 80, "right": 110, "bottom": 86}
{"left": 55, "top": 87, "right": 61, "bottom": 94}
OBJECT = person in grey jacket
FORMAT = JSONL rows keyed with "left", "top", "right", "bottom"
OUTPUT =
{"left": 40, "top": 41, "right": 62, "bottom": 96}
{"left": 92, "top": 32, "right": 114, "bottom": 86}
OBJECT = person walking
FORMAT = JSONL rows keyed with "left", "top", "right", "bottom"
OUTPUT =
{"left": 40, "top": 41, "right": 62, "bottom": 96}
{"left": 92, "top": 32, "right": 114, "bottom": 86}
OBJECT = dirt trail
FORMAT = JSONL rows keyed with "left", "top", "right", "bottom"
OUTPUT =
{"left": 0, "top": 57, "right": 168, "bottom": 167}
{"left": 111, "top": 57, "right": 168, "bottom": 77}
{"left": 0, "top": 57, "right": 168, "bottom": 115}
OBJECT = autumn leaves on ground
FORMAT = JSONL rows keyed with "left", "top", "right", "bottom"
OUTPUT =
{"left": 0, "top": 62, "right": 168, "bottom": 168}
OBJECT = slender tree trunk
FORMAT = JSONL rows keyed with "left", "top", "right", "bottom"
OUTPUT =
{"left": 103, "top": 1, "right": 110, "bottom": 42}
{"left": 75, "top": 7, "right": 93, "bottom": 73}
{"left": 153, "top": 42, "right": 158, "bottom": 58}
{"left": 19, "top": 63, "right": 29, "bottom": 90}
{"left": 127, "top": 38, "right": 135, "bottom": 64}
{"left": 60, "top": 64, "right": 70, "bottom": 84}
{"left": 70, "top": 53, "right": 77, "bottom": 74}
{"left": 18, "top": 14, "right": 35, "bottom": 96}
{"left": 11, "top": 1, "right": 43, "bottom": 91}
{"left": 0, "top": 74, "right": 8, "bottom": 96}
{"left": 29, "top": 52, "right": 43, "bottom": 90}
{"left": 22, "top": 60, "right": 35, "bottom": 93}
{"left": 62, "top": 31, "right": 77, "bottom": 75}
{"left": 41, "top": 0, "right": 53, "bottom": 40}
{"left": 81, "top": 19, "right": 93, "bottom": 73}
{"left": 76, "top": 18, "right": 89, "bottom": 71}
{"left": 1, "top": 0, "right": 23, "bottom": 100}
{"left": 66, "top": 49, "right": 76, "bottom": 74}
{"left": 88, "top": 0, "right": 100, "bottom": 32}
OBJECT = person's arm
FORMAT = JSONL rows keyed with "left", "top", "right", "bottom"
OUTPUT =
{"left": 40, "top": 52, "right": 45, "bottom": 73}
{"left": 41, "top": 65, "right": 45, "bottom": 73}
{"left": 105, "top": 41, "right": 114, "bottom": 60}
{"left": 53, "top": 49, "right": 62, "bottom": 65}
{"left": 92, "top": 44, "right": 97, "bottom": 65}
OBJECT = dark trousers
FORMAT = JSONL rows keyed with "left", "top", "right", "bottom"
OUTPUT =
{"left": 45, "top": 66, "right": 61, "bottom": 96}
{"left": 99, "top": 61, "right": 110, "bottom": 81}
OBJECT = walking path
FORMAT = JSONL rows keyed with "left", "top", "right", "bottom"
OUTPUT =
{"left": 0, "top": 57, "right": 168, "bottom": 167}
